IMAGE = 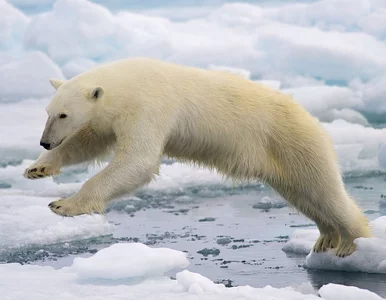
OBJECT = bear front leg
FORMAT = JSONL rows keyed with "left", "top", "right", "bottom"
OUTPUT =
{"left": 24, "top": 150, "right": 62, "bottom": 179}
{"left": 48, "top": 151, "right": 161, "bottom": 217}
{"left": 24, "top": 125, "right": 115, "bottom": 180}
{"left": 48, "top": 122, "right": 165, "bottom": 217}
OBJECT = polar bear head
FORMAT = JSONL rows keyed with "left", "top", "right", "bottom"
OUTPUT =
{"left": 40, "top": 79, "right": 104, "bottom": 150}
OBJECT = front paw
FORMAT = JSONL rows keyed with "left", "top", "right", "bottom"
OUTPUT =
{"left": 48, "top": 198, "right": 105, "bottom": 217}
{"left": 24, "top": 164, "right": 58, "bottom": 179}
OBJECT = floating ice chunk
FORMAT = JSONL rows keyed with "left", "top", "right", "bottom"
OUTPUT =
{"left": 255, "top": 80, "right": 281, "bottom": 90}
{"left": 280, "top": 75, "right": 325, "bottom": 89}
{"left": 114, "top": 11, "right": 172, "bottom": 59}
{"left": 0, "top": 0, "right": 30, "bottom": 49}
{"left": 283, "top": 216, "right": 386, "bottom": 274}
{"left": 0, "top": 244, "right": 384, "bottom": 299}
{"left": 265, "top": 0, "right": 370, "bottom": 32}
{"left": 207, "top": 3, "right": 265, "bottom": 28}
{"left": 71, "top": 242, "right": 189, "bottom": 280}
{"left": 282, "top": 229, "right": 320, "bottom": 255}
{"left": 265, "top": 0, "right": 386, "bottom": 40}
{"left": 0, "top": 160, "right": 91, "bottom": 197}
{"left": 25, "top": 0, "right": 117, "bottom": 63}
{"left": 176, "top": 270, "right": 224, "bottom": 294}
{"left": 8, "top": 0, "right": 56, "bottom": 9}
{"left": 62, "top": 58, "right": 96, "bottom": 79}
{"left": 176, "top": 269, "right": 322, "bottom": 299}
{"left": 0, "top": 193, "right": 114, "bottom": 250}
{"left": 0, "top": 51, "right": 64, "bottom": 101}
{"left": 358, "top": 9, "right": 386, "bottom": 38}
{"left": 369, "top": 216, "right": 386, "bottom": 240}
{"left": 146, "top": 162, "right": 228, "bottom": 191}
{"left": 319, "top": 283, "right": 385, "bottom": 300}
{"left": 17, "top": 0, "right": 386, "bottom": 85}
{"left": 282, "top": 85, "right": 369, "bottom": 124}
{"left": 0, "top": 98, "right": 49, "bottom": 165}
{"left": 258, "top": 22, "right": 386, "bottom": 81}
{"left": 208, "top": 64, "right": 251, "bottom": 79}
{"left": 282, "top": 85, "right": 362, "bottom": 116}
{"left": 142, "top": 5, "right": 215, "bottom": 22}
{"left": 355, "top": 75, "right": 386, "bottom": 115}
{"left": 378, "top": 143, "right": 386, "bottom": 170}
{"left": 252, "top": 196, "right": 286, "bottom": 210}
{"left": 325, "top": 108, "right": 369, "bottom": 126}
{"left": 323, "top": 120, "right": 386, "bottom": 173}
{"left": 306, "top": 237, "right": 386, "bottom": 273}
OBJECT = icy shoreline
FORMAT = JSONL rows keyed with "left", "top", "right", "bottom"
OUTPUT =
{"left": 1, "top": 242, "right": 384, "bottom": 300}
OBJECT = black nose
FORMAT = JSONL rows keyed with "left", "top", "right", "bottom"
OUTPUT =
{"left": 40, "top": 141, "right": 51, "bottom": 150}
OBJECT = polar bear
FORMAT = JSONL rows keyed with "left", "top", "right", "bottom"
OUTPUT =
{"left": 24, "top": 58, "right": 370, "bottom": 257}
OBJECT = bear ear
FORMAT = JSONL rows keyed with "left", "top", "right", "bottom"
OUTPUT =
{"left": 90, "top": 87, "right": 104, "bottom": 101}
{"left": 49, "top": 79, "right": 66, "bottom": 90}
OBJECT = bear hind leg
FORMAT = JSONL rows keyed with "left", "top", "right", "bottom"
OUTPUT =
{"left": 333, "top": 203, "right": 371, "bottom": 257}
{"left": 294, "top": 203, "right": 343, "bottom": 254}
{"left": 271, "top": 181, "right": 370, "bottom": 257}
{"left": 307, "top": 200, "right": 370, "bottom": 257}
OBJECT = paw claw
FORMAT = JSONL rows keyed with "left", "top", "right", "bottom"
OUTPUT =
{"left": 24, "top": 164, "right": 58, "bottom": 180}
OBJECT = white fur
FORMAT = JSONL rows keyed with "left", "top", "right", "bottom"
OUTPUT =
{"left": 24, "top": 58, "right": 371, "bottom": 257}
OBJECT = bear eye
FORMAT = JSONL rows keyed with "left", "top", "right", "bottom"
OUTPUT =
{"left": 59, "top": 113, "right": 67, "bottom": 119}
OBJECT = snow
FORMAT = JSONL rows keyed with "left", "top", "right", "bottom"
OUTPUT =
{"left": 0, "top": 162, "right": 111, "bottom": 250}
{"left": 323, "top": 120, "right": 386, "bottom": 174}
{"left": 281, "top": 85, "right": 367, "bottom": 124}
{"left": 0, "top": 0, "right": 29, "bottom": 49}
{"left": 208, "top": 64, "right": 252, "bottom": 80}
{"left": 71, "top": 242, "right": 190, "bottom": 280}
{"left": 61, "top": 57, "right": 96, "bottom": 79}
{"left": 257, "top": 22, "right": 386, "bottom": 82}
{"left": 0, "top": 98, "right": 50, "bottom": 165}
{"left": 283, "top": 216, "right": 386, "bottom": 274}
{"left": 1, "top": 0, "right": 386, "bottom": 119}
{"left": 25, "top": 0, "right": 118, "bottom": 63}
{"left": 319, "top": 284, "right": 385, "bottom": 300}
{"left": 1, "top": 241, "right": 384, "bottom": 300}
{"left": 0, "top": 51, "right": 64, "bottom": 101}
{"left": 378, "top": 142, "right": 386, "bottom": 170}
{"left": 265, "top": 0, "right": 386, "bottom": 39}
{"left": 282, "top": 230, "right": 320, "bottom": 255}
{"left": 0, "top": 192, "right": 114, "bottom": 250}
{"left": 352, "top": 75, "right": 386, "bottom": 115}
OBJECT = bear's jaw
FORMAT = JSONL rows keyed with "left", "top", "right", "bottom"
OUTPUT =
{"left": 50, "top": 137, "right": 66, "bottom": 150}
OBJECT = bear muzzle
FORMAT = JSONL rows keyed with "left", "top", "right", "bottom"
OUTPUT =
{"left": 40, "top": 141, "right": 51, "bottom": 150}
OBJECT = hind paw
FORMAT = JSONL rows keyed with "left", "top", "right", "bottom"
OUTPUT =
{"left": 335, "top": 241, "right": 356, "bottom": 258}
{"left": 313, "top": 233, "right": 340, "bottom": 253}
